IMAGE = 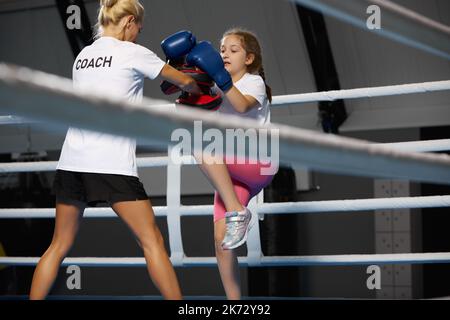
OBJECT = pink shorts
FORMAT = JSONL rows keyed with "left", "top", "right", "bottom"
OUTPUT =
{"left": 213, "top": 158, "right": 276, "bottom": 222}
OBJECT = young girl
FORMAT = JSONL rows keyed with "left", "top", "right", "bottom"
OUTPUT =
{"left": 185, "top": 28, "right": 277, "bottom": 299}
{"left": 29, "top": 0, "right": 201, "bottom": 300}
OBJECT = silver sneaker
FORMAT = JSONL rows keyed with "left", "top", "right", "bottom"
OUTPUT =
{"left": 221, "top": 207, "right": 256, "bottom": 250}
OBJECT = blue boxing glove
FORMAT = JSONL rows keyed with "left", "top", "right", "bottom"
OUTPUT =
{"left": 186, "top": 41, "right": 233, "bottom": 92}
{"left": 161, "top": 30, "right": 197, "bottom": 62}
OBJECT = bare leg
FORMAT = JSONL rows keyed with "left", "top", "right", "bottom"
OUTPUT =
{"left": 29, "top": 200, "right": 85, "bottom": 300}
{"left": 193, "top": 152, "right": 244, "bottom": 213}
{"left": 111, "top": 199, "right": 182, "bottom": 300}
{"left": 214, "top": 218, "right": 241, "bottom": 300}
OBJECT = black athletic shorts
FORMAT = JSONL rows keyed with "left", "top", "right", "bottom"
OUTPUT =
{"left": 53, "top": 169, "right": 148, "bottom": 206}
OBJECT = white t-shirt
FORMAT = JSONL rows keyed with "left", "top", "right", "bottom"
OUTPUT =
{"left": 57, "top": 37, "right": 165, "bottom": 177}
{"left": 217, "top": 73, "right": 270, "bottom": 124}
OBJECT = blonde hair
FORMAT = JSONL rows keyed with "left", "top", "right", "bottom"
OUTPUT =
{"left": 222, "top": 28, "right": 272, "bottom": 103}
{"left": 95, "top": 0, "right": 144, "bottom": 38}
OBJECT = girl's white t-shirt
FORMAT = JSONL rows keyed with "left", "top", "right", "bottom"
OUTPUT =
{"left": 57, "top": 37, "right": 165, "bottom": 177}
{"left": 217, "top": 73, "right": 270, "bottom": 124}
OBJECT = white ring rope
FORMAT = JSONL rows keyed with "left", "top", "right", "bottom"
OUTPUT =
{"left": 0, "top": 155, "right": 197, "bottom": 173}
{"left": 2, "top": 252, "right": 450, "bottom": 267}
{"left": 1, "top": 195, "right": 449, "bottom": 219}
{"left": 0, "top": 155, "right": 196, "bottom": 173}
{"left": 1, "top": 64, "right": 450, "bottom": 185}
{"left": 366, "top": 0, "right": 450, "bottom": 35}
{"left": 271, "top": 80, "right": 450, "bottom": 105}
{"left": 1, "top": 139, "right": 449, "bottom": 173}
{"left": 292, "top": 0, "right": 450, "bottom": 60}
{"left": 0, "top": 115, "right": 32, "bottom": 125}
{"left": 2, "top": 80, "right": 449, "bottom": 125}
{"left": 376, "top": 139, "right": 450, "bottom": 153}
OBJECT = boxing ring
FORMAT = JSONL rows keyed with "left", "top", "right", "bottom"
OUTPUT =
{"left": 0, "top": 0, "right": 449, "bottom": 298}
{"left": 1, "top": 62, "right": 450, "bottom": 269}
